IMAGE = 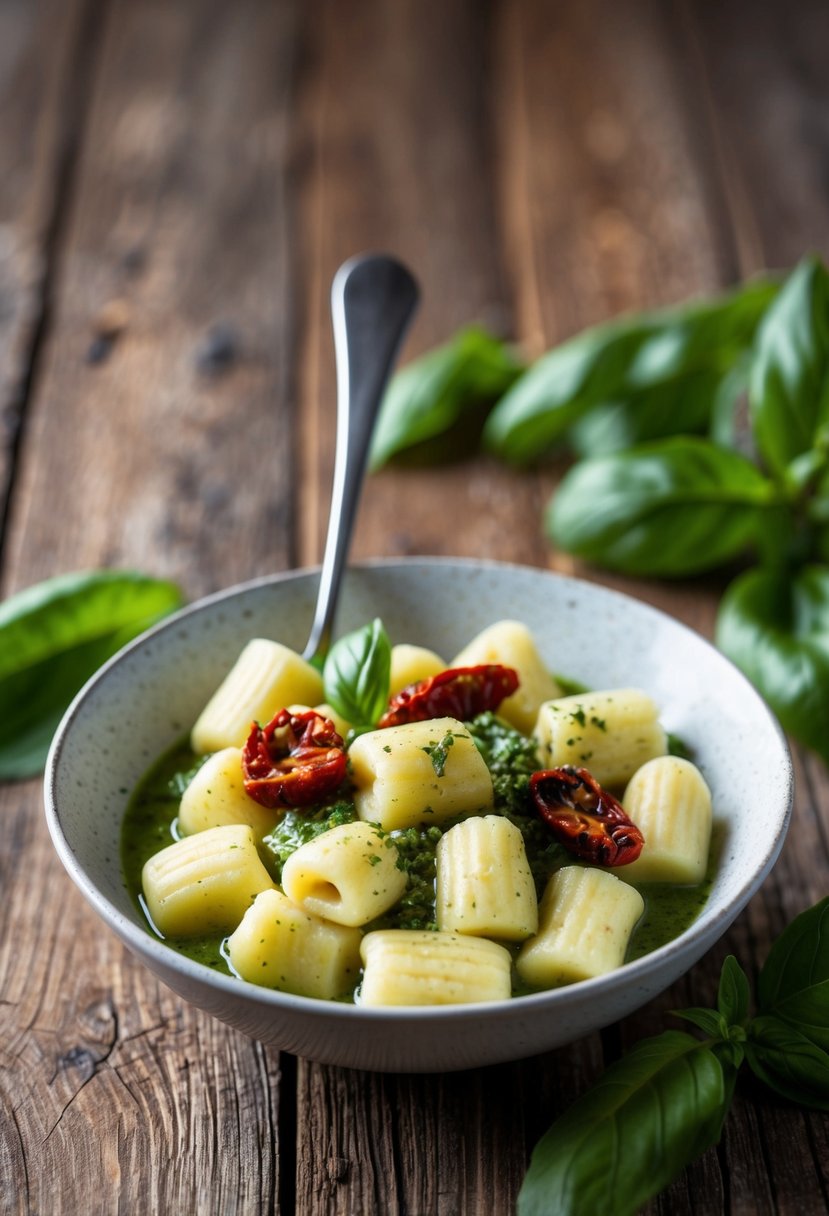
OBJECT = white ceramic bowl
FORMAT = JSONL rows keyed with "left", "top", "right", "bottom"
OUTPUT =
{"left": 45, "top": 558, "right": 793, "bottom": 1072}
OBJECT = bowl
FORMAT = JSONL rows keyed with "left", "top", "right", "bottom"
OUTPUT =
{"left": 44, "top": 558, "right": 793, "bottom": 1072}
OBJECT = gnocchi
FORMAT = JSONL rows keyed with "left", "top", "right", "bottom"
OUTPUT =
{"left": 124, "top": 618, "right": 714, "bottom": 1007}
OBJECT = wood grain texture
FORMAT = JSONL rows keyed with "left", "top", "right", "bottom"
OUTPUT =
{"left": 0, "top": 0, "right": 103, "bottom": 560}
{"left": 1, "top": 0, "right": 829, "bottom": 1213}
{"left": 2, "top": 0, "right": 301, "bottom": 599}
{"left": 293, "top": 0, "right": 547, "bottom": 574}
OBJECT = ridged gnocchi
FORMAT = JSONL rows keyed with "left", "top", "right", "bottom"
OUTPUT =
{"left": 127, "top": 616, "right": 714, "bottom": 1008}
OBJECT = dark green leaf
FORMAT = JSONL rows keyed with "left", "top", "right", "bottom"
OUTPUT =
{"left": 485, "top": 278, "right": 777, "bottom": 464}
{"left": 517, "top": 1031, "right": 730, "bottom": 1216}
{"left": 745, "top": 1015, "right": 829, "bottom": 1110}
{"left": 323, "top": 618, "right": 391, "bottom": 727}
{"left": 369, "top": 327, "right": 523, "bottom": 469}
{"left": 750, "top": 257, "right": 829, "bottom": 478}
{"left": 755, "top": 896, "right": 829, "bottom": 1050}
{"left": 569, "top": 368, "right": 723, "bottom": 457}
{"left": 0, "top": 570, "right": 184, "bottom": 780}
{"left": 709, "top": 354, "right": 752, "bottom": 452}
{"left": 716, "top": 568, "right": 829, "bottom": 766}
{"left": 718, "top": 956, "right": 751, "bottom": 1025}
{"left": 673, "top": 1007, "right": 727, "bottom": 1038}
{"left": 487, "top": 321, "right": 646, "bottom": 462}
{"left": 546, "top": 436, "right": 781, "bottom": 576}
{"left": 666, "top": 732, "right": 694, "bottom": 760}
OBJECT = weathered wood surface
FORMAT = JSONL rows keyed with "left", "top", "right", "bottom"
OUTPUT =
{"left": 1, "top": 0, "right": 828, "bottom": 1212}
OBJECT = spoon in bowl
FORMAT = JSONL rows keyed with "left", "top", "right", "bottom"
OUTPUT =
{"left": 302, "top": 253, "right": 420, "bottom": 664}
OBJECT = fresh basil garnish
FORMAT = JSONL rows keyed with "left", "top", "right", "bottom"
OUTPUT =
{"left": 756, "top": 895, "right": 829, "bottom": 1050}
{"left": 369, "top": 326, "right": 524, "bottom": 469}
{"left": 323, "top": 618, "right": 391, "bottom": 727}
{"left": 0, "top": 570, "right": 184, "bottom": 780}
{"left": 715, "top": 566, "right": 829, "bottom": 767}
{"left": 484, "top": 277, "right": 776, "bottom": 464}
{"left": 518, "top": 1031, "right": 731, "bottom": 1216}
{"left": 546, "top": 436, "right": 782, "bottom": 576}
{"left": 717, "top": 954, "right": 752, "bottom": 1027}
{"left": 750, "top": 256, "right": 829, "bottom": 479}
{"left": 519, "top": 898, "right": 829, "bottom": 1215}
{"left": 745, "top": 1016, "right": 829, "bottom": 1110}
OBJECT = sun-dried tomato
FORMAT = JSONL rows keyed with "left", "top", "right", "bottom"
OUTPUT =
{"left": 377, "top": 664, "right": 519, "bottom": 728}
{"left": 530, "top": 765, "right": 644, "bottom": 866}
{"left": 242, "top": 709, "right": 346, "bottom": 809}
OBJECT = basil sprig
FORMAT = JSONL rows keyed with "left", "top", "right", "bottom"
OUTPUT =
{"left": 484, "top": 277, "right": 777, "bottom": 463}
{"left": 0, "top": 569, "right": 184, "bottom": 779}
{"left": 368, "top": 255, "right": 829, "bottom": 768}
{"left": 322, "top": 618, "right": 391, "bottom": 728}
{"left": 518, "top": 898, "right": 829, "bottom": 1216}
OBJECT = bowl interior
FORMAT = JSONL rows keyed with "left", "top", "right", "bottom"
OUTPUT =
{"left": 45, "top": 558, "right": 793, "bottom": 1069}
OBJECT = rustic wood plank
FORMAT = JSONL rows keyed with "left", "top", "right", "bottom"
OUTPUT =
{"left": 681, "top": 0, "right": 829, "bottom": 272}
{"left": 294, "top": 0, "right": 546, "bottom": 575}
{"left": 2, "top": 0, "right": 301, "bottom": 600}
{"left": 0, "top": 1, "right": 303, "bottom": 1211}
{"left": 0, "top": 0, "right": 104, "bottom": 555}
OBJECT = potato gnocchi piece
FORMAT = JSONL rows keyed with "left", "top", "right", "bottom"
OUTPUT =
{"left": 389, "top": 643, "right": 446, "bottom": 696}
{"left": 348, "top": 716, "right": 493, "bottom": 831}
{"left": 227, "top": 888, "right": 362, "bottom": 999}
{"left": 534, "top": 689, "right": 667, "bottom": 787}
{"left": 281, "top": 822, "right": 407, "bottom": 926}
{"left": 621, "top": 756, "right": 712, "bottom": 884}
{"left": 142, "top": 824, "right": 274, "bottom": 938}
{"left": 359, "top": 929, "right": 512, "bottom": 1005}
{"left": 191, "top": 638, "right": 324, "bottom": 754}
{"left": 450, "top": 619, "right": 560, "bottom": 734}
{"left": 177, "top": 747, "right": 279, "bottom": 837}
{"left": 517, "top": 866, "right": 644, "bottom": 988}
{"left": 436, "top": 815, "right": 537, "bottom": 940}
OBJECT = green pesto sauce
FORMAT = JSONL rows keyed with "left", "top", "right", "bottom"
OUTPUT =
{"left": 121, "top": 714, "right": 714, "bottom": 994}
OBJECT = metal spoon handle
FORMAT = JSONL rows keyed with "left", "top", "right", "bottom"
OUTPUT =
{"left": 302, "top": 253, "right": 420, "bottom": 662}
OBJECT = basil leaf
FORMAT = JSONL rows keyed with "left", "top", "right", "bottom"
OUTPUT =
{"left": 755, "top": 896, "right": 829, "bottom": 1050}
{"left": 517, "top": 1031, "right": 730, "bottom": 1216}
{"left": 715, "top": 567, "right": 829, "bottom": 766}
{"left": 718, "top": 955, "right": 751, "bottom": 1025}
{"left": 750, "top": 257, "right": 829, "bottom": 478}
{"left": 323, "top": 618, "right": 391, "bottom": 727}
{"left": 568, "top": 367, "right": 723, "bottom": 457}
{"left": 673, "top": 1007, "right": 727, "bottom": 1038}
{"left": 485, "top": 322, "right": 646, "bottom": 463}
{"left": 485, "top": 278, "right": 777, "bottom": 464}
{"left": 369, "top": 327, "right": 523, "bottom": 469}
{"left": 745, "top": 1015, "right": 829, "bottom": 1110}
{"left": 0, "top": 570, "right": 184, "bottom": 780}
{"left": 709, "top": 354, "right": 752, "bottom": 453}
{"left": 546, "top": 437, "right": 781, "bottom": 576}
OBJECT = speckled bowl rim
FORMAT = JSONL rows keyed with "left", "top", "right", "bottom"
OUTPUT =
{"left": 44, "top": 557, "right": 794, "bottom": 1040}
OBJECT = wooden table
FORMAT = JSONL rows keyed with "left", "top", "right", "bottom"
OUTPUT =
{"left": 2, "top": 1, "right": 828, "bottom": 1211}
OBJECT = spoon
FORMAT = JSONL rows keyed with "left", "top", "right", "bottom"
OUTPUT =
{"left": 302, "top": 253, "right": 420, "bottom": 663}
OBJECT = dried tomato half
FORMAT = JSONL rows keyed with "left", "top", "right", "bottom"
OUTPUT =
{"left": 530, "top": 766, "right": 644, "bottom": 866}
{"left": 377, "top": 664, "right": 519, "bottom": 728}
{"left": 242, "top": 709, "right": 346, "bottom": 809}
